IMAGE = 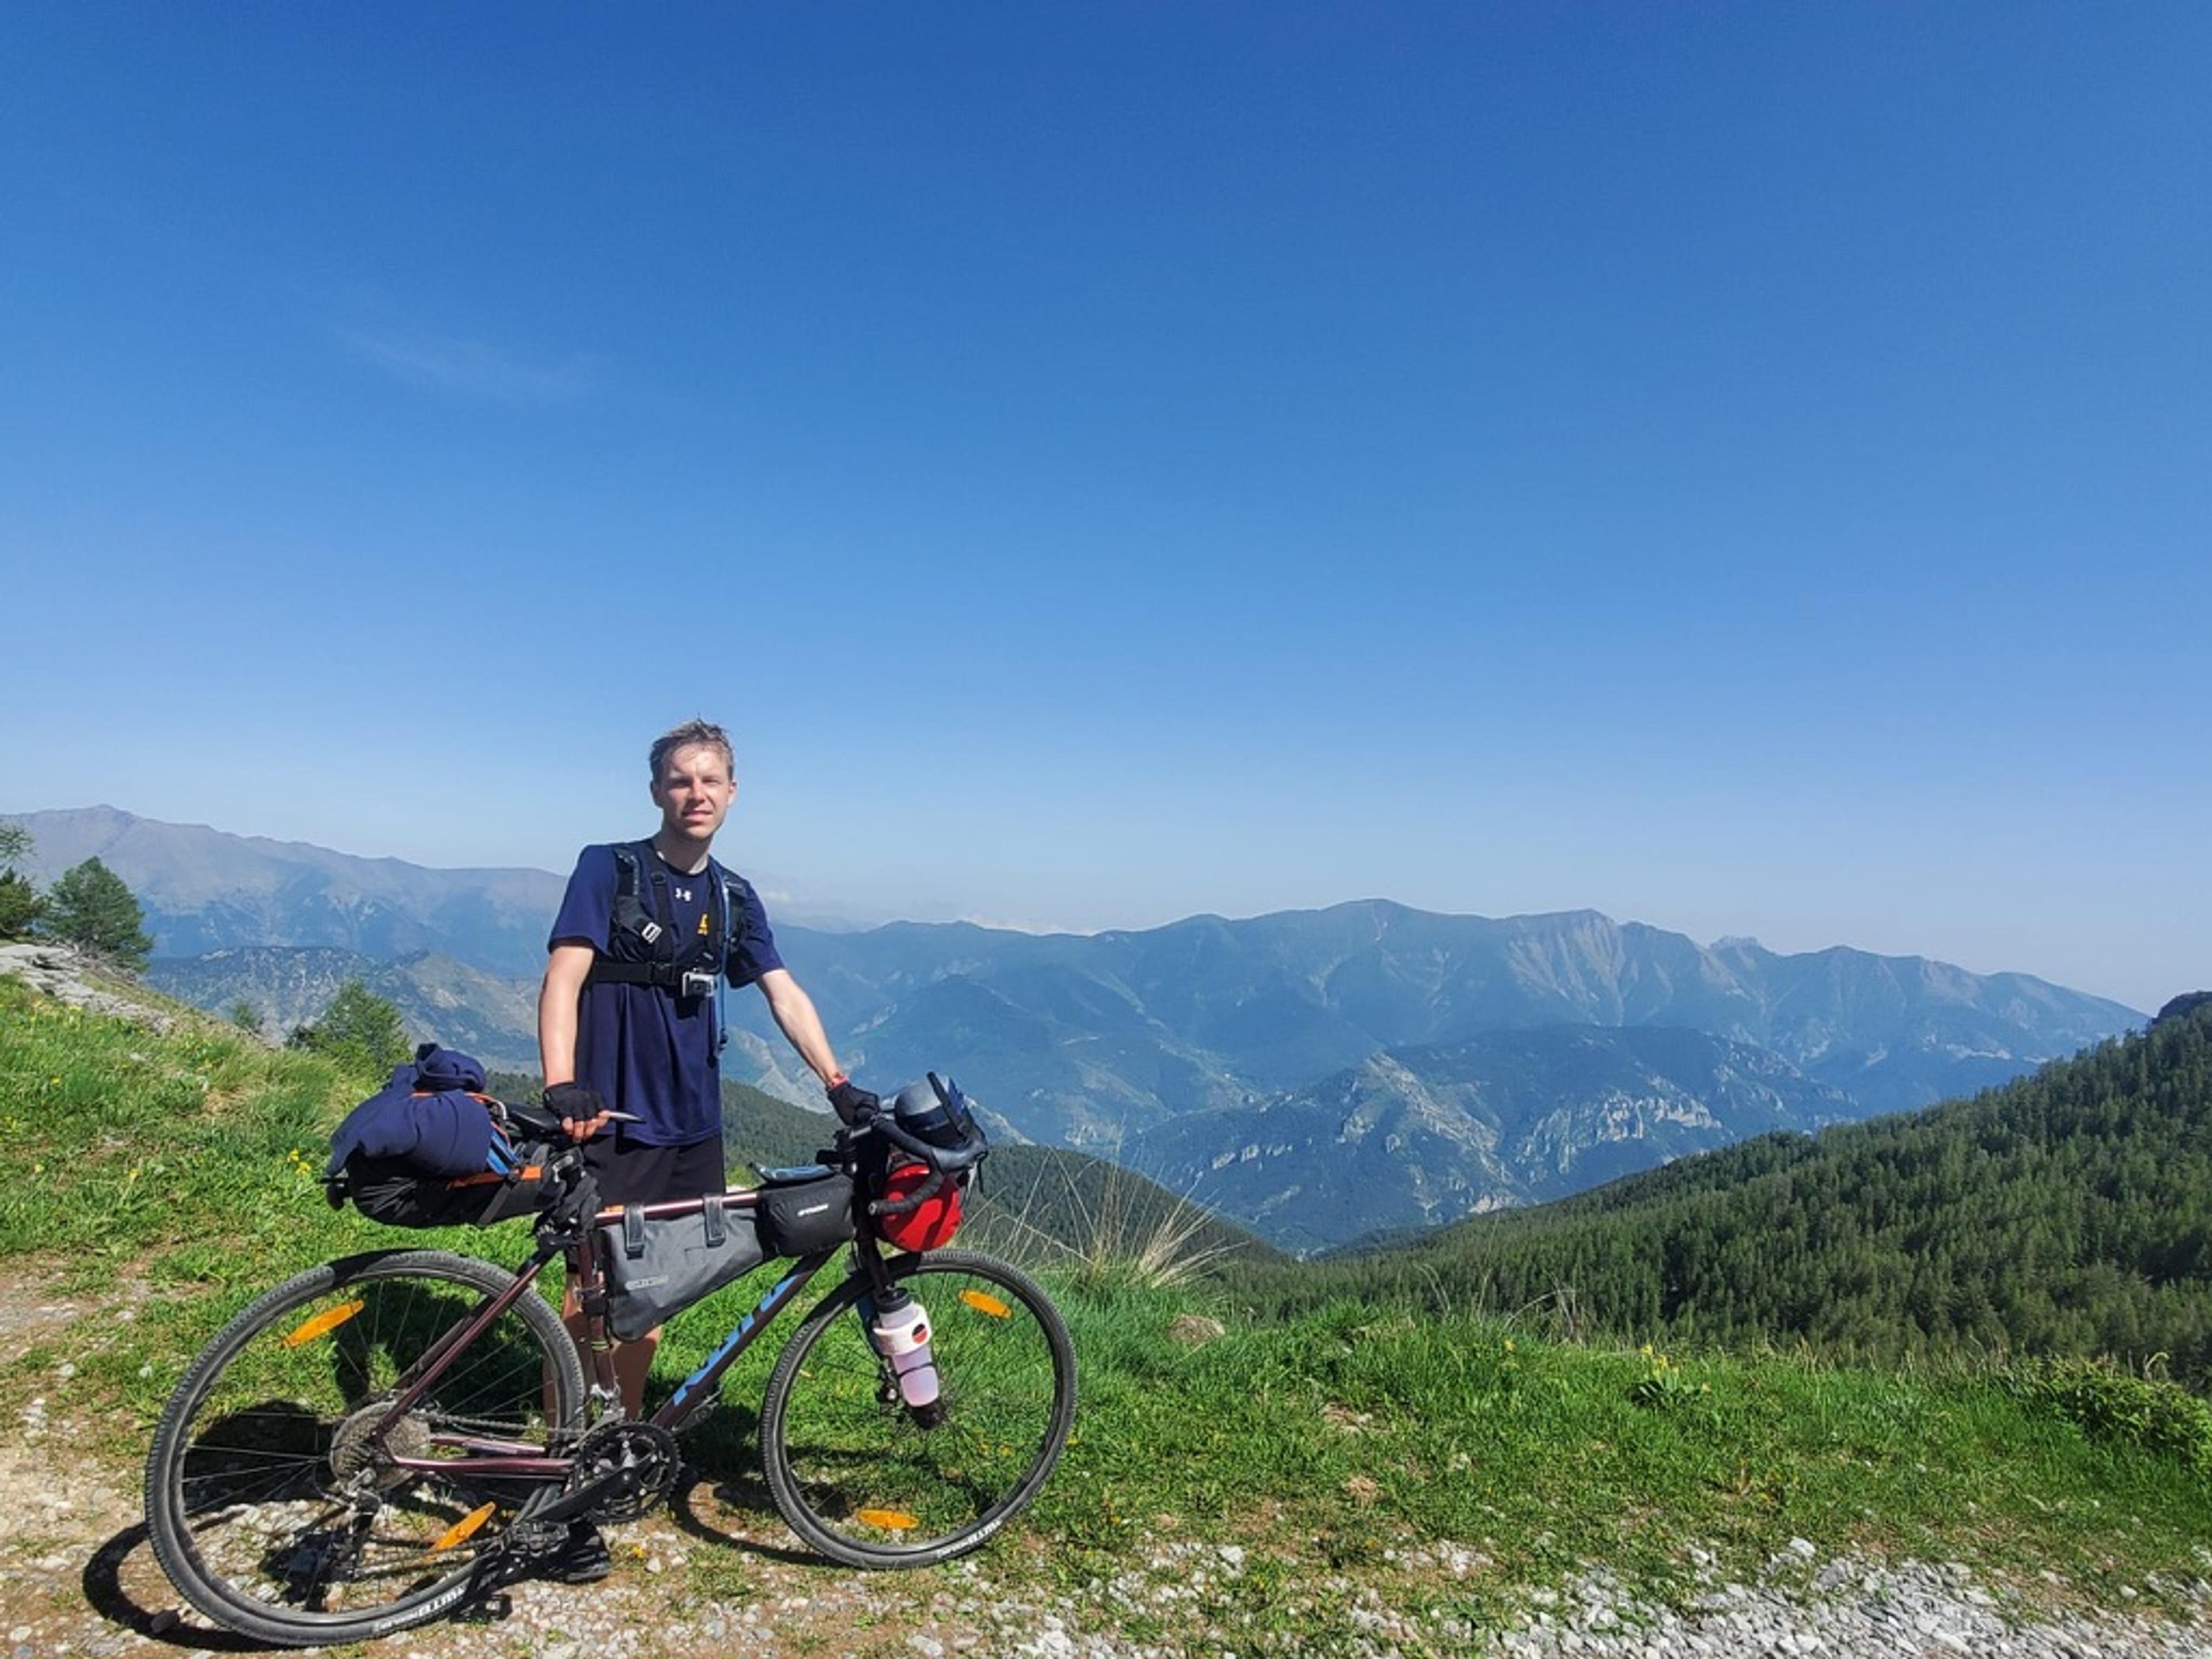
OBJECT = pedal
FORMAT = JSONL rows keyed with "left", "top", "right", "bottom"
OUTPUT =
{"left": 503, "top": 1487, "right": 570, "bottom": 1557}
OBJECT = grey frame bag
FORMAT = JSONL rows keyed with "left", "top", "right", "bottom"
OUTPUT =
{"left": 596, "top": 1194, "right": 765, "bottom": 1343}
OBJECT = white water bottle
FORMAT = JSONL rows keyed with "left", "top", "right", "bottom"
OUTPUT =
{"left": 868, "top": 1291, "right": 941, "bottom": 1410}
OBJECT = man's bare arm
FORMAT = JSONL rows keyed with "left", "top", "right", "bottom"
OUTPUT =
{"left": 539, "top": 943, "right": 607, "bottom": 1139}
{"left": 755, "top": 967, "right": 844, "bottom": 1085}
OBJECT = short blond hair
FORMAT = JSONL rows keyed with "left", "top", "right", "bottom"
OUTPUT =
{"left": 649, "top": 719, "right": 735, "bottom": 782}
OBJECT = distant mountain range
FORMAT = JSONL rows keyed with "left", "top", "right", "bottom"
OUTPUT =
{"left": 1127, "top": 1027, "right": 1859, "bottom": 1255}
{"left": 16, "top": 806, "right": 2145, "bottom": 1250}
{"left": 16, "top": 806, "right": 563, "bottom": 977}
{"left": 13, "top": 806, "right": 866, "bottom": 976}
{"left": 762, "top": 904, "right": 2134, "bottom": 1133}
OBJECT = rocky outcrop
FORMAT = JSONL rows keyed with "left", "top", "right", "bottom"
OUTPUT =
{"left": 0, "top": 942, "right": 176, "bottom": 1032}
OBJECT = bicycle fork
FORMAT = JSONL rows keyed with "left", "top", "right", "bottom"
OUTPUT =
{"left": 853, "top": 1253, "right": 946, "bottom": 1429}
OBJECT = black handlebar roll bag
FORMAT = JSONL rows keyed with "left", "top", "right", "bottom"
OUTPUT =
{"left": 340, "top": 1149, "right": 554, "bottom": 1229}
{"left": 755, "top": 1170, "right": 858, "bottom": 1258}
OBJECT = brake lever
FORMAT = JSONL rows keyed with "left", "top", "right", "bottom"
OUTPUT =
{"left": 499, "top": 1099, "right": 646, "bottom": 1138}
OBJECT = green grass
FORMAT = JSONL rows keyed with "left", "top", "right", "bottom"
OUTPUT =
{"left": 0, "top": 974, "right": 567, "bottom": 1433}
{"left": 5, "top": 975, "right": 2211, "bottom": 1652}
{"left": 1007, "top": 1285, "right": 2212, "bottom": 1643}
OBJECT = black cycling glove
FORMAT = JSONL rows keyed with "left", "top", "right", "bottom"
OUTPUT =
{"left": 827, "top": 1077, "right": 880, "bottom": 1126}
{"left": 545, "top": 1081, "right": 609, "bottom": 1128}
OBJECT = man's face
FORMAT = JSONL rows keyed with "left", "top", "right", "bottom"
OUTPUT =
{"left": 650, "top": 743, "right": 736, "bottom": 848}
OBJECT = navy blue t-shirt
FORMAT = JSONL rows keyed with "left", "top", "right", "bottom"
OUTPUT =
{"left": 548, "top": 843, "right": 785, "bottom": 1147}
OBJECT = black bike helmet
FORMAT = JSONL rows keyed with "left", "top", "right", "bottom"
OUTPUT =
{"left": 891, "top": 1073, "right": 980, "bottom": 1150}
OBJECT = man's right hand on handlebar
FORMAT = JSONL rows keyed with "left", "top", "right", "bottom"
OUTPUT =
{"left": 545, "top": 1081, "right": 611, "bottom": 1142}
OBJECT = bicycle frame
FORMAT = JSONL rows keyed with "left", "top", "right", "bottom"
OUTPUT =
{"left": 366, "top": 1187, "right": 893, "bottom": 1486}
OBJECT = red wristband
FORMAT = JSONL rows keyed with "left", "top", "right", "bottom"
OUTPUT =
{"left": 827, "top": 1072, "right": 848, "bottom": 1089}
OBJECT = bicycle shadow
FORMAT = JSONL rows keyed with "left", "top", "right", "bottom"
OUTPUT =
{"left": 82, "top": 1515, "right": 552, "bottom": 1650}
{"left": 81, "top": 1518, "right": 264, "bottom": 1653}
{"left": 657, "top": 1399, "right": 818, "bottom": 1567}
{"left": 91, "top": 1397, "right": 329, "bottom": 1652}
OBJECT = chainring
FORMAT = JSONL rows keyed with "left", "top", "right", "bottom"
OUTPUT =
{"left": 563, "top": 1419, "right": 682, "bottom": 1523}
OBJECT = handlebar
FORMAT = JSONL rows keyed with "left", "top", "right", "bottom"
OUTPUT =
{"left": 504, "top": 1078, "right": 988, "bottom": 1226}
{"left": 498, "top": 1097, "right": 641, "bottom": 1141}
{"left": 844, "top": 1103, "right": 989, "bottom": 1219}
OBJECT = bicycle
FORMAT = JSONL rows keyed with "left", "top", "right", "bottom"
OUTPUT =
{"left": 141, "top": 1079, "right": 1076, "bottom": 1647}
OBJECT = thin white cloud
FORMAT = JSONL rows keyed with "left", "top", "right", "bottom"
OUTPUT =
{"left": 343, "top": 329, "right": 597, "bottom": 404}
{"left": 954, "top": 914, "right": 1098, "bottom": 937}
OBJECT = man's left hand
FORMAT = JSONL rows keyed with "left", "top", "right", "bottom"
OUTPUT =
{"left": 827, "top": 1077, "right": 880, "bottom": 1126}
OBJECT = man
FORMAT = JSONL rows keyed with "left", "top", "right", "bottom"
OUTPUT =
{"left": 537, "top": 718, "right": 875, "bottom": 1578}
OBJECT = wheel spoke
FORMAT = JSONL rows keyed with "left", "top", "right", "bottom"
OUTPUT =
{"left": 146, "top": 1252, "right": 585, "bottom": 1646}
{"left": 762, "top": 1251, "right": 1075, "bottom": 1567}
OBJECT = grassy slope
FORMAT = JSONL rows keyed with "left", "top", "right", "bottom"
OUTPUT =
{"left": 4, "top": 972, "right": 2210, "bottom": 1647}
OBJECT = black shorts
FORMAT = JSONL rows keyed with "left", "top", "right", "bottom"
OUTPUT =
{"left": 581, "top": 1132, "right": 728, "bottom": 1209}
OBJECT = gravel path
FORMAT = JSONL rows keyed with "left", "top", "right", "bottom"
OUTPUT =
{"left": 2, "top": 1420, "right": 2205, "bottom": 1659}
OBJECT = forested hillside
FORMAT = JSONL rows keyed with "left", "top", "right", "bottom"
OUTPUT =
{"left": 1235, "top": 997, "right": 2212, "bottom": 1378}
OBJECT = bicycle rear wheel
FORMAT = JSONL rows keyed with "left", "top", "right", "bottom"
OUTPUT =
{"left": 144, "top": 1249, "right": 586, "bottom": 1647}
{"left": 760, "top": 1248, "right": 1075, "bottom": 1569}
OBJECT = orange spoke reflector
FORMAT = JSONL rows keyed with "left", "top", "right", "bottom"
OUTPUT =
{"left": 857, "top": 1508, "right": 919, "bottom": 1531}
{"left": 283, "top": 1300, "right": 365, "bottom": 1347}
{"left": 431, "top": 1503, "right": 498, "bottom": 1551}
{"left": 959, "top": 1290, "right": 1010, "bottom": 1319}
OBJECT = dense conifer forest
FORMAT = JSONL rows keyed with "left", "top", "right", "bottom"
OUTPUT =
{"left": 1229, "top": 997, "right": 2212, "bottom": 1380}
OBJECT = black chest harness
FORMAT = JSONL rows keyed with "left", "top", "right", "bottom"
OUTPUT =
{"left": 584, "top": 841, "right": 751, "bottom": 1001}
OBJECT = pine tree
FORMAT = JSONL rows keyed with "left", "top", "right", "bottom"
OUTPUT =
{"left": 0, "top": 823, "right": 41, "bottom": 940}
{"left": 0, "top": 872, "right": 39, "bottom": 940}
{"left": 42, "top": 857, "right": 153, "bottom": 971}
{"left": 287, "top": 980, "right": 410, "bottom": 1075}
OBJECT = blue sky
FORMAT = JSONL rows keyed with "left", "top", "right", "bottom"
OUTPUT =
{"left": 2, "top": 3, "right": 2205, "bottom": 1011}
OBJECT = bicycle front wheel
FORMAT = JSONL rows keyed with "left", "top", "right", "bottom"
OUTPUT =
{"left": 760, "top": 1248, "right": 1076, "bottom": 1569}
{"left": 143, "top": 1249, "right": 586, "bottom": 1648}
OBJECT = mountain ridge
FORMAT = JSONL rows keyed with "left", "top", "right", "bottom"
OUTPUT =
{"left": 17, "top": 806, "right": 2146, "bottom": 1242}
{"left": 1128, "top": 1024, "right": 1861, "bottom": 1253}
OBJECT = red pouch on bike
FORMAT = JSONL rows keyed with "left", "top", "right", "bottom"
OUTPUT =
{"left": 878, "top": 1162, "right": 963, "bottom": 1252}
